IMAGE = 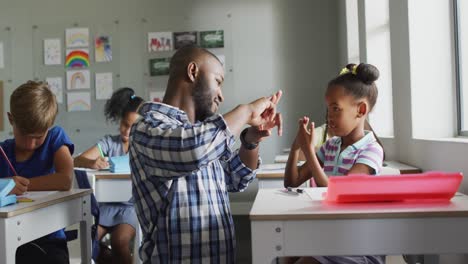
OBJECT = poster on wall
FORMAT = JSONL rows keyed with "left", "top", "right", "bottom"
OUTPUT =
{"left": 44, "top": 39, "right": 62, "bottom": 65}
{"left": 95, "top": 72, "right": 113, "bottom": 100}
{"left": 149, "top": 58, "right": 170, "bottom": 76}
{"left": 65, "top": 49, "right": 90, "bottom": 68}
{"left": 149, "top": 91, "right": 165, "bottom": 103}
{"left": 67, "top": 92, "right": 91, "bottom": 112}
{"left": 66, "top": 69, "right": 90, "bottom": 90}
{"left": 0, "top": 42, "right": 4, "bottom": 69}
{"left": 66, "top": 28, "right": 89, "bottom": 48}
{"left": 173, "top": 31, "right": 197, "bottom": 49}
{"left": 200, "top": 30, "right": 224, "bottom": 48}
{"left": 95, "top": 35, "right": 112, "bottom": 62}
{"left": 148, "top": 32, "right": 173, "bottom": 52}
{"left": 46, "top": 77, "right": 64, "bottom": 103}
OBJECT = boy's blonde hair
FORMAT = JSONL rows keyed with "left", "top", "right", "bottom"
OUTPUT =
{"left": 10, "top": 81, "right": 58, "bottom": 134}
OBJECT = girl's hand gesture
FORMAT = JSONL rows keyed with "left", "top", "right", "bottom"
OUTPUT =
{"left": 295, "top": 116, "right": 315, "bottom": 154}
{"left": 11, "top": 176, "right": 30, "bottom": 195}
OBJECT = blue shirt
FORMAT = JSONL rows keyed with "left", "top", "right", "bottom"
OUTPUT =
{"left": 0, "top": 126, "right": 74, "bottom": 240}
{"left": 130, "top": 102, "right": 259, "bottom": 264}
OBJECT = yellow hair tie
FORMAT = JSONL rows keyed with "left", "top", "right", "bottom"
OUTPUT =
{"left": 339, "top": 68, "right": 350, "bottom": 75}
{"left": 339, "top": 65, "right": 358, "bottom": 75}
{"left": 351, "top": 65, "right": 358, "bottom": 75}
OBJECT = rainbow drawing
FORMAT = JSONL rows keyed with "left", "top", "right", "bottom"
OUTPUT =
{"left": 66, "top": 70, "right": 90, "bottom": 90}
{"left": 67, "top": 92, "right": 91, "bottom": 112}
{"left": 66, "top": 28, "right": 89, "bottom": 48}
{"left": 66, "top": 49, "right": 90, "bottom": 68}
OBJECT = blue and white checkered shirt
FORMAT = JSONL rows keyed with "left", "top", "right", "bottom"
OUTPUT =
{"left": 129, "top": 102, "right": 259, "bottom": 264}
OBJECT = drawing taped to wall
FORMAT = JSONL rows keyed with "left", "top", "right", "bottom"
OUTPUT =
{"left": 67, "top": 70, "right": 90, "bottom": 90}
{"left": 95, "top": 35, "right": 112, "bottom": 62}
{"left": 44, "top": 39, "right": 61, "bottom": 65}
{"left": 67, "top": 92, "right": 91, "bottom": 112}
{"left": 46, "top": 77, "right": 63, "bottom": 103}
{"left": 66, "top": 28, "right": 89, "bottom": 48}
{"left": 148, "top": 32, "right": 172, "bottom": 52}
{"left": 95, "top": 72, "right": 113, "bottom": 100}
{"left": 65, "top": 49, "right": 90, "bottom": 68}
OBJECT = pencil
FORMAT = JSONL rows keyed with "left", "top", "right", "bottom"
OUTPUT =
{"left": 97, "top": 143, "right": 105, "bottom": 158}
{"left": 0, "top": 145, "right": 18, "bottom": 176}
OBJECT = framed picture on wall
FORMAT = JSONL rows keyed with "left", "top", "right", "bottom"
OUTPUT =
{"left": 149, "top": 58, "right": 170, "bottom": 76}
{"left": 148, "top": 32, "right": 173, "bottom": 52}
{"left": 200, "top": 30, "right": 224, "bottom": 48}
{"left": 173, "top": 31, "right": 197, "bottom": 49}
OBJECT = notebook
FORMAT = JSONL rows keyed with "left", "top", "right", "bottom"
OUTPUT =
{"left": 109, "top": 155, "right": 130, "bottom": 173}
{"left": 0, "top": 178, "right": 17, "bottom": 207}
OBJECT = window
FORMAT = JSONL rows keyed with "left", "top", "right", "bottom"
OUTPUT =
{"left": 455, "top": 0, "right": 468, "bottom": 136}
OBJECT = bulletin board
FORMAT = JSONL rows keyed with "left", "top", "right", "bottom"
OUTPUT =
{"left": 139, "top": 14, "right": 233, "bottom": 106}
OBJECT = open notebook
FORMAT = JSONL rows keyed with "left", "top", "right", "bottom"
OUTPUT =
{"left": 0, "top": 178, "right": 17, "bottom": 207}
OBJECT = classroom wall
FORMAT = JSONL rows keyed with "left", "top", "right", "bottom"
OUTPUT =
{"left": 0, "top": 0, "right": 340, "bottom": 162}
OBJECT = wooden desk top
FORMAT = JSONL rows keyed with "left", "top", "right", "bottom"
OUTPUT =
{"left": 250, "top": 188, "right": 468, "bottom": 221}
{"left": 384, "top": 160, "right": 422, "bottom": 174}
{"left": 94, "top": 174, "right": 131, "bottom": 180}
{"left": 0, "top": 189, "right": 92, "bottom": 218}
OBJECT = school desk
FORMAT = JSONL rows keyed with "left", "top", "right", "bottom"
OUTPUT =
{"left": 0, "top": 189, "right": 93, "bottom": 264}
{"left": 250, "top": 188, "right": 468, "bottom": 264}
{"left": 84, "top": 170, "right": 141, "bottom": 264}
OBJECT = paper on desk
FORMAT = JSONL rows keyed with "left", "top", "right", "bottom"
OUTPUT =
{"left": 17, "top": 191, "right": 58, "bottom": 201}
{"left": 304, "top": 188, "right": 327, "bottom": 201}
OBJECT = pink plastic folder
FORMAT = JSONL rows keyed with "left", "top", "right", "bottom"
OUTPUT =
{"left": 324, "top": 172, "right": 463, "bottom": 203}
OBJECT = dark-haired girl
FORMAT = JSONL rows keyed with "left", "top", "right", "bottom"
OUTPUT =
{"left": 284, "top": 63, "right": 385, "bottom": 264}
{"left": 74, "top": 87, "right": 144, "bottom": 264}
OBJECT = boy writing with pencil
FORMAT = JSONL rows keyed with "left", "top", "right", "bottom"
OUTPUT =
{"left": 0, "top": 81, "right": 74, "bottom": 264}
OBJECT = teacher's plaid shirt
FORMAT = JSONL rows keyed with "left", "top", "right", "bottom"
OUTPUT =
{"left": 129, "top": 102, "right": 259, "bottom": 264}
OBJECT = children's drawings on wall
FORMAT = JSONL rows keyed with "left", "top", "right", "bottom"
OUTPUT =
{"left": 66, "top": 49, "right": 90, "bottom": 68}
{"left": 173, "top": 31, "right": 197, "bottom": 49}
{"left": 95, "top": 72, "right": 113, "bottom": 100}
{"left": 67, "top": 92, "right": 91, "bottom": 112}
{"left": 46, "top": 77, "right": 63, "bottom": 103}
{"left": 67, "top": 70, "right": 90, "bottom": 90}
{"left": 200, "top": 30, "right": 224, "bottom": 48}
{"left": 95, "top": 36, "right": 112, "bottom": 62}
{"left": 66, "top": 28, "right": 89, "bottom": 48}
{"left": 43, "top": 39, "right": 61, "bottom": 65}
{"left": 0, "top": 42, "right": 4, "bottom": 69}
{"left": 149, "top": 91, "right": 165, "bottom": 103}
{"left": 148, "top": 32, "right": 172, "bottom": 52}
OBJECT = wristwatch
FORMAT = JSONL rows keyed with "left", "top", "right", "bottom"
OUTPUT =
{"left": 240, "top": 128, "right": 259, "bottom": 150}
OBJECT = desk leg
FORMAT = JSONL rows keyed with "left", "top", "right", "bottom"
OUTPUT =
{"left": 0, "top": 219, "right": 20, "bottom": 264}
{"left": 80, "top": 194, "right": 92, "bottom": 263}
{"left": 251, "top": 221, "right": 283, "bottom": 264}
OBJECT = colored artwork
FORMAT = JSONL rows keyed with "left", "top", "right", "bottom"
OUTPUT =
{"left": 95, "top": 35, "right": 112, "bottom": 62}
{"left": 200, "top": 30, "right": 224, "bottom": 48}
{"left": 66, "top": 70, "right": 90, "bottom": 90}
{"left": 66, "top": 28, "right": 89, "bottom": 48}
{"left": 148, "top": 32, "right": 172, "bottom": 52}
{"left": 44, "top": 39, "right": 61, "bottom": 65}
{"left": 67, "top": 92, "right": 91, "bottom": 112}
{"left": 46, "top": 77, "right": 63, "bottom": 104}
{"left": 149, "top": 58, "right": 170, "bottom": 76}
{"left": 149, "top": 91, "right": 165, "bottom": 103}
{"left": 0, "top": 42, "right": 4, "bottom": 69}
{"left": 66, "top": 49, "right": 90, "bottom": 68}
{"left": 173, "top": 31, "right": 197, "bottom": 49}
{"left": 95, "top": 72, "right": 113, "bottom": 100}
